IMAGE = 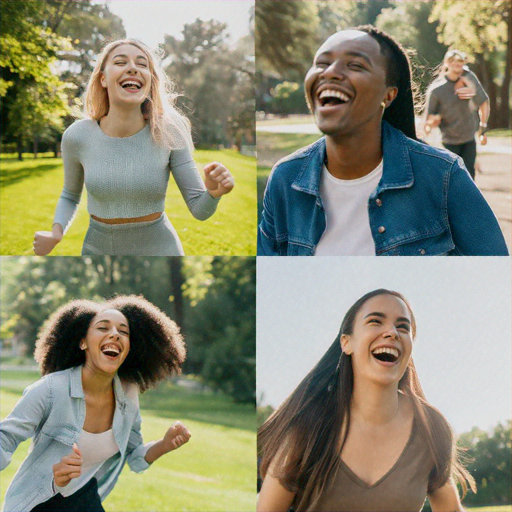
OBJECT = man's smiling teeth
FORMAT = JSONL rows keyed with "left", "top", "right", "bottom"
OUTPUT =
{"left": 101, "top": 344, "right": 120, "bottom": 357}
{"left": 318, "top": 89, "right": 350, "bottom": 105}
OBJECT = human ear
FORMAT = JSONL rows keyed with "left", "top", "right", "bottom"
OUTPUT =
{"left": 100, "top": 73, "right": 107, "bottom": 88}
{"left": 382, "top": 86, "right": 398, "bottom": 109}
{"left": 80, "top": 340, "right": 87, "bottom": 350}
{"left": 341, "top": 334, "right": 352, "bottom": 355}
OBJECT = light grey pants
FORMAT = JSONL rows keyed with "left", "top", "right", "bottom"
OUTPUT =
{"left": 81, "top": 213, "right": 185, "bottom": 256}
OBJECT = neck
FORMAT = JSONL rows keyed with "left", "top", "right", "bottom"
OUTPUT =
{"left": 81, "top": 364, "right": 115, "bottom": 396}
{"left": 101, "top": 104, "right": 146, "bottom": 137}
{"left": 325, "top": 123, "right": 382, "bottom": 180}
{"left": 446, "top": 70, "right": 462, "bottom": 82}
{"left": 350, "top": 378, "right": 400, "bottom": 426}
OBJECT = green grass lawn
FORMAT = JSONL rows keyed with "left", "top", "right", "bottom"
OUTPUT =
{"left": 0, "top": 149, "right": 256, "bottom": 256}
{"left": 0, "top": 373, "right": 256, "bottom": 512}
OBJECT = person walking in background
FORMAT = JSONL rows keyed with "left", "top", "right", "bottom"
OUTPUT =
{"left": 424, "top": 49, "right": 489, "bottom": 181}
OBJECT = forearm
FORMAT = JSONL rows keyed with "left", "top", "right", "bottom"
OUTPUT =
{"left": 478, "top": 101, "right": 490, "bottom": 125}
{"left": 143, "top": 439, "right": 169, "bottom": 464}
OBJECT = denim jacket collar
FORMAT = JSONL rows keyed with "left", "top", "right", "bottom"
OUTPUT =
{"left": 69, "top": 364, "right": 127, "bottom": 409}
{"left": 291, "top": 121, "right": 414, "bottom": 196}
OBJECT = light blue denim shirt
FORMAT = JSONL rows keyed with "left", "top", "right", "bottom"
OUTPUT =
{"left": 1, "top": 365, "right": 154, "bottom": 512}
{"left": 258, "top": 121, "right": 509, "bottom": 256}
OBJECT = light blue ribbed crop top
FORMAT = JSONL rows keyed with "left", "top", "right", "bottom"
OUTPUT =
{"left": 53, "top": 119, "right": 219, "bottom": 232}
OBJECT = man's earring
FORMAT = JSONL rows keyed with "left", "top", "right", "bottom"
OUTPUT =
{"left": 381, "top": 101, "right": 386, "bottom": 109}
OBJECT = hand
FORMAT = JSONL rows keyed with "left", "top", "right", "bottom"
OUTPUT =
{"left": 53, "top": 443, "right": 82, "bottom": 487}
{"left": 33, "top": 225, "right": 63, "bottom": 255}
{"left": 479, "top": 132, "right": 487, "bottom": 145}
{"left": 161, "top": 421, "right": 191, "bottom": 453}
{"left": 455, "top": 77, "right": 476, "bottom": 100}
{"left": 203, "top": 162, "right": 235, "bottom": 198}
{"left": 455, "top": 86, "right": 476, "bottom": 100}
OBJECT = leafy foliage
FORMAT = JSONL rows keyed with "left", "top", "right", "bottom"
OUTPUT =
{"left": 0, "top": 257, "right": 255, "bottom": 404}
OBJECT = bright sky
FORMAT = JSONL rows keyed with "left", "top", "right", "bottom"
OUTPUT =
{"left": 106, "top": 0, "right": 252, "bottom": 50}
{"left": 257, "top": 257, "right": 511, "bottom": 434}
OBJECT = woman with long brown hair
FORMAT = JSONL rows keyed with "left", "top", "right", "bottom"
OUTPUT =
{"left": 258, "top": 289, "right": 475, "bottom": 512}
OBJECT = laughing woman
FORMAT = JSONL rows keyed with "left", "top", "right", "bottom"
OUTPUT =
{"left": 257, "top": 26, "right": 507, "bottom": 256}
{"left": 258, "top": 289, "right": 475, "bottom": 512}
{"left": 1, "top": 296, "right": 190, "bottom": 512}
{"left": 33, "top": 38, "right": 234, "bottom": 257}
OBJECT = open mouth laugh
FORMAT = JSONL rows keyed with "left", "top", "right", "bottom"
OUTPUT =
{"left": 371, "top": 346, "right": 400, "bottom": 364}
{"left": 101, "top": 344, "right": 121, "bottom": 359}
{"left": 318, "top": 89, "right": 351, "bottom": 107}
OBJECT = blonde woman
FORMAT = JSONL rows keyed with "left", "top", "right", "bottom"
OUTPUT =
{"left": 33, "top": 39, "right": 234, "bottom": 256}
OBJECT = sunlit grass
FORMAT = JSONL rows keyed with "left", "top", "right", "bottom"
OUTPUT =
{"left": 0, "top": 149, "right": 256, "bottom": 256}
{"left": 0, "top": 375, "right": 256, "bottom": 512}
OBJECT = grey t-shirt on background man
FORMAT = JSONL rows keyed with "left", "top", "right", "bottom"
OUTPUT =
{"left": 426, "top": 68, "right": 488, "bottom": 145}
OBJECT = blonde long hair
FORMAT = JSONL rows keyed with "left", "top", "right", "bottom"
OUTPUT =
{"left": 84, "top": 39, "right": 193, "bottom": 152}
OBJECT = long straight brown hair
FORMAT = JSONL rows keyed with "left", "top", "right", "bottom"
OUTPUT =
{"left": 258, "top": 289, "right": 475, "bottom": 510}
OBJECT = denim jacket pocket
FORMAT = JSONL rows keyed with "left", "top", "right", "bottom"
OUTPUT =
{"left": 378, "top": 229, "right": 455, "bottom": 256}
{"left": 287, "top": 238, "right": 315, "bottom": 256}
{"left": 41, "top": 424, "right": 78, "bottom": 446}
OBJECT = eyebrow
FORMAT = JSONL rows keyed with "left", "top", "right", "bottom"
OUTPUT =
{"left": 344, "top": 51, "right": 372, "bottom": 66}
{"left": 111, "top": 54, "right": 148, "bottom": 61}
{"left": 315, "top": 50, "right": 372, "bottom": 66}
{"left": 95, "top": 319, "right": 129, "bottom": 328}
{"left": 364, "top": 312, "right": 411, "bottom": 324}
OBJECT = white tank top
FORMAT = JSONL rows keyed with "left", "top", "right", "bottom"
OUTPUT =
{"left": 56, "top": 429, "right": 119, "bottom": 497}
{"left": 315, "top": 161, "right": 383, "bottom": 256}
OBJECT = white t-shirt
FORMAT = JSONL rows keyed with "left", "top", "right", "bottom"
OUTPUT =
{"left": 57, "top": 429, "right": 119, "bottom": 497}
{"left": 315, "top": 161, "right": 383, "bottom": 256}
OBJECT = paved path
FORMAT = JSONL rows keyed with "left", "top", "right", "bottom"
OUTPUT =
{"left": 257, "top": 122, "right": 511, "bottom": 251}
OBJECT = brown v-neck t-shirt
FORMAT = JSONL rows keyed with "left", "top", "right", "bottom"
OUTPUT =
{"left": 300, "top": 417, "right": 435, "bottom": 512}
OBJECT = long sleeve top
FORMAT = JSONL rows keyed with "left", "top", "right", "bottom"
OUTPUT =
{"left": 53, "top": 119, "right": 219, "bottom": 233}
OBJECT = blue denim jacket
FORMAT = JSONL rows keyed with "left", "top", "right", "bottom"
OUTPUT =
{"left": 258, "top": 121, "right": 508, "bottom": 256}
{"left": 1, "top": 366, "right": 154, "bottom": 512}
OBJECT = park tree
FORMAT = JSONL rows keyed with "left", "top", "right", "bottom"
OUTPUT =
{"left": 430, "top": 0, "right": 511, "bottom": 128}
{"left": 183, "top": 257, "right": 256, "bottom": 403}
{"left": 459, "top": 421, "right": 512, "bottom": 505}
{"left": 375, "top": 1, "right": 447, "bottom": 105}
{"left": 162, "top": 18, "right": 253, "bottom": 148}
{"left": 0, "top": 0, "right": 71, "bottom": 159}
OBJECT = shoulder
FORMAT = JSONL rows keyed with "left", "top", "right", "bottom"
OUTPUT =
{"left": 121, "top": 380, "right": 141, "bottom": 409}
{"left": 62, "top": 119, "right": 97, "bottom": 146}
{"left": 427, "top": 77, "right": 447, "bottom": 95}
{"left": 268, "top": 138, "right": 324, "bottom": 186}
{"left": 406, "top": 137, "right": 460, "bottom": 167}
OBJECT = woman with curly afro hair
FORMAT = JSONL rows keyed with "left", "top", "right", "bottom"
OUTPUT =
{"left": 1, "top": 295, "right": 190, "bottom": 512}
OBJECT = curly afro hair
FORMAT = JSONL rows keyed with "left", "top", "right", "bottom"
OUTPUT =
{"left": 34, "top": 295, "right": 185, "bottom": 392}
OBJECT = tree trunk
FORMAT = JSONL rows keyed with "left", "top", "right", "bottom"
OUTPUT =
{"left": 499, "top": 7, "right": 511, "bottom": 128}
{"left": 478, "top": 56, "right": 497, "bottom": 128}
{"left": 168, "top": 258, "right": 185, "bottom": 331}
{"left": 17, "top": 137, "right": 23, "bottom": 161}
{"left": 33, "top": 136, "right": 38, "bottom": 159}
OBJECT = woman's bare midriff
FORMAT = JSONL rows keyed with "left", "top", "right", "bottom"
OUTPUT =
{"left": 91, "top": 212, "right": 163, "bottom": 224}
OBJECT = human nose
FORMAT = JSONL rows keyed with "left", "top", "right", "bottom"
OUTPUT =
{"left": 109, "top": 327, "right": 120, "bottom": 340}
{"left": 320, "top": 61, "right": 345, "bottom": 81}
{"left": 382, "top": 326, "right": 399, "bottom": 340}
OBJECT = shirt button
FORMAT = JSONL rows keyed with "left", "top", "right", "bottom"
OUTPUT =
{"left": 420, "top": 249, "right": 426, "bottom": 255}
{"left": 376, "top": 199, "right": 383, "bottom": 206}
{"left": 378, "top": 226, "right": 386, "bottom": 234}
